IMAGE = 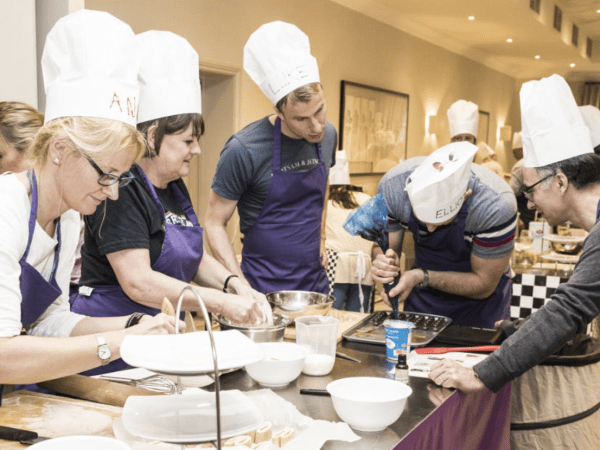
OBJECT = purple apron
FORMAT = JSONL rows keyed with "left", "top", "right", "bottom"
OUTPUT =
{"left": 70, "top": 165, "right": 203, "bottom": 374}
{"left": 10, "top": 170, "right": 63, "bottom": 397}
{"left": 240, "top": 117, "right": 328, "bottom": 294}
{"left": 405, "top": 199, "right": 511, "bottom": 328}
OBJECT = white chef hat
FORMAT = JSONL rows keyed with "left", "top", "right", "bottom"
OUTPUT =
{"left": 521, "top": 74, "right": 593, "bottom": 167}
{"left": 512, "top": 131, "right": 523, "bottom": 149}
{"left": 579, "top": 105, "right": 600, "bottom": 148}
{"left": 137, "top": 31, "right": 202, "bottom": 123}
{"left": 42, "top": 10, "right": 141, "bottom": 126}
{"left": 329, "top": 150, "right": 351, "bottom": 185}
{"left": 244, "top": 21, "right": 320, "bottom": 104}
{"left": 447, "top": 100, "right": 479, "bottom": 139}
{"left": 405, "top": 142, "right": 477, "bottom": 224}
{"left": 475, "top": 142, "right": 494, "bottom": 164}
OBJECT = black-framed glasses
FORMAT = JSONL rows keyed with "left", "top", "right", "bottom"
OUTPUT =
{"left": 522, "top": 174, "right": 553, "bottom": 201}
{"left": 83, "top": 153, "right": 135, "bottom": 187}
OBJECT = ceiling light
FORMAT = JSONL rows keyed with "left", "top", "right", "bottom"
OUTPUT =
{"left": 535, "top": 55, "right": 540, "bottom": 59}
{"left": 570, "top": 63, "right": 576, "bottom": 67}
{"left": 507, "top": 38, "right": 513, "bottom": 43}
{"left": 468, "top": 16, "right": 475, "bottom": 20}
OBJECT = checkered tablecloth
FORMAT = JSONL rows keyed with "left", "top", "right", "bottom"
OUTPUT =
{"left": 325, "top": 248, "right": 339, "bottom": 297}
{"left": 510, "top": 273, "right": 569, "bottom": 320}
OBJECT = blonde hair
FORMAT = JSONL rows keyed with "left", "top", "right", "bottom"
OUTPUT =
{"left": 27, "top": 117, "right": 145, "bottom": 167}
{"left": 275, "top": 82, "right": 323, "bottom": 112}
{"left": 0, "top": 101, "right": 44, "bottom": 154}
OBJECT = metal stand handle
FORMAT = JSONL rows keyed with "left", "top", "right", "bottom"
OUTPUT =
{"left": 175, "top": 285, "right": 221, "bottom": 450}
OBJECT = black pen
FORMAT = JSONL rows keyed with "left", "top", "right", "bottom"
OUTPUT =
{"left": 299, "top": 388, "right": 331, "bottom": 396}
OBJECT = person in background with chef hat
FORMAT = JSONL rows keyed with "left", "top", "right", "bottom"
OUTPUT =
{"left": 0, "top": 101, "right": 44, "bottom": 173}
{"left": 579, "top": 105, "right": 600, "bottom": 154}
{"left": 324, "top": 150, "right": 374, "bottom": 312}
{"left": 206, "top": 21, "right": 337, "bottom": 295}
{"left": 429, "top": 74, "right": 600, "bottom": 395}
{"left": 509, "top": 131, "right": 536, "bottom": 230}
{"left": 448, "top": 99, "right": 479, "bottom": 144}
{"left": 474, "top": 141, "right": 505, "bottom": 178}
{"left": 71, "top": 31, "right": 269, "bottom": 375}
{"left": 0, "top": 10, "right": 181, "bottom": 393}
{"left": 372, "top": 141, "right": 517, "bottom": 328}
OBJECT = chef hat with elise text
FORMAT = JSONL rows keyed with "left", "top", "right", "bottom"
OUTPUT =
{"left": 244, "top": 21, "right": 320, "bottom": 104}
{"left": 329, "top": 150, "right": 351, "bottom": 185}
{"left": 405, "top": 142, "right": 477, "bottom": 224}
{"left": 521, "top": 74, "right": 593, "bottom": 168}
{"left": 137, "top": 31, "right": 202, "bottom": 123}
{"left": 512, "top": 131, "right": 523, "bottom": 150}
{"left": 579, "top": 105, "right": 600, "bottom": 148}
{"left": 447, "top": 100, "right": 479, "bottom": 139}
{"left": 42, "top": 10, "right": 142, "bottom": 126}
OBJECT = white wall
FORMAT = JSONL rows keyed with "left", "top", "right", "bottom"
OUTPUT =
{"left": 0, "top": 0, "right": 38, "bottom": 107}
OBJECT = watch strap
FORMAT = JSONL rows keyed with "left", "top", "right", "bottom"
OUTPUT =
{"left": 94, "top": 333, "right": 111, "bottom": 366}
{"left": 417, "top": 268, "right": 429, "bottom": 288}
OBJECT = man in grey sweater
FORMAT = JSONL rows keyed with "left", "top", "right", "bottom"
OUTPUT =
{"left": 428, "top": 74, "right": 600, "bottom": 393}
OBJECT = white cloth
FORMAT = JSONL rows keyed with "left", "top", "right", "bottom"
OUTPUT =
{"left": 137, "top": 30, "right": 202, "bottom": 123}
{"left": 244, "top": 21, "right": 320, "bottom": 104}
{"left": 447, "top": 100, "right": 478, "bottom": 139}
{"left": 512, "top": 131, "right": 523, "bottom": 150}
{"left": 405, "top": 141, "right": 478, "bottom": 224}
{"left": 521, "top": 74, "right": 593, "bottom": 168}
{"left": 42, "top": 9, "right": 142, "bottom": 126}
{"left": 579, "top": 105, "right": 600, "bottom": 148}
{"left": 328, "top": 150, "right": 351, "bottom": 185}
{"left": 0, "top": 174, "right": 84, "bottom": 338}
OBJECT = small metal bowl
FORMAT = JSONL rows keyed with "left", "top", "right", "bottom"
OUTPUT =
{"left": 551, "top": 241, "right": 582, "bottom": 255}
{"left": 266, "top": 290, "right": 335, "bottom": 321}
{"left": 214, "top": 313, "right": 291, "bottom": 342}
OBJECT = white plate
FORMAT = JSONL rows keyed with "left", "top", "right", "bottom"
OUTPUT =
{"left": 122, "top": 390, "right": 263, "bottom": 443}
{"left": 544, "top": 234, "right": 586, "bottom": 244}
{"left": 120, "top": 330, "right": 263, "bottom": 375}
{"left": 541, "top": 252, "right": 580, "bottom": 264}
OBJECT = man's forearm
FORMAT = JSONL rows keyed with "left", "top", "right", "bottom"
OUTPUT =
{"left": 205, "top": 225, "right": 245, "bottom": 279}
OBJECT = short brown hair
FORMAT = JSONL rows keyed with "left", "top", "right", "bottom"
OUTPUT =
{"left": 137, "top": 113, "right": 204, "bottom": 158}
{"left": 275, "top": 82, "right": 322, "bottom": 113}
{"left": 0, "top": 101, "right": 44, "bottom": 154}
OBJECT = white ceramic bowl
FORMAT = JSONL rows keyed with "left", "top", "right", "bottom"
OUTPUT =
{"left": 245, "top": 342, "right": 307, "bottom": 387}
{"left": 29, "top": 436, "right": 130, "bottom": 449}
{"left": 326, "top": 377, "right": 412, "bottom": 432}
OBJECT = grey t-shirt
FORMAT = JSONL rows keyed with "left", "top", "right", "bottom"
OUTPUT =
{"left": 378, "top": 157, "right": 517, "bottom": 259}
{"left": 211, "top": 116, "right": 337, "bottom": 234}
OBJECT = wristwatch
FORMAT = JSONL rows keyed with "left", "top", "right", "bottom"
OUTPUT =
{"left": 417, "top": 268, "right": 429, "bottom": 288}
{"left": 95, "top": 334, "right": 111, "bottom": 366}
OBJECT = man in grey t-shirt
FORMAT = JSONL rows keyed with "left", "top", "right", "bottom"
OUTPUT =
{"left": 372, "top": 142, "right": 517, "bottom": 328}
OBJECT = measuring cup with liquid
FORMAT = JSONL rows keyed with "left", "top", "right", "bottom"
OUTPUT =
{"left": 295, "top": 315, "right": 339, "bottom": 376}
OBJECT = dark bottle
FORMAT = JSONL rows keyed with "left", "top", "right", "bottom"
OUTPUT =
{"left": 395, "top": 353, "right": 409, "bottom": 384}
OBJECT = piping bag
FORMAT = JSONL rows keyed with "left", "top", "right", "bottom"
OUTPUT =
{"left": 344, "top": 193, "right": 400, "bottom": 319}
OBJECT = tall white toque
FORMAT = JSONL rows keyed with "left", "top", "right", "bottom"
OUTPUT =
{"left": 42, "top": 9, "right": 142, "bottom": 126}
{"left": 521, "top": 74, "right": 593, "bottom": 168}
{"left": 405, "top": 141, "right": 478, "bottom": 224}
{"left": 137, "top": 30, "right": 202, "bottom": 123}
{"left": 243, "top": 21, "right": 320, "bottom": 104}
{"left": 447, "top": 100, "right": 479, "bottom": 139}
{"left": 579, "top": 105, "right": 600, "bottom": 148}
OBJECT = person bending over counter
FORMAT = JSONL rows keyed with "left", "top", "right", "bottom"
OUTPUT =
{"left": 71, "top": 31, "right": 267, "bottom": 374}
{"left": 372, "top": 141, "right": 517, "bottom": 328}
{"left": 430, "top": 74, "right": 600, "bottom": 393}
{"left": 0, "top": 10, "right": 181, "bottom": 389}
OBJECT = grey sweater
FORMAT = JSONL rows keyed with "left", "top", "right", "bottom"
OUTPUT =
{"left": 475, "top": 219, "right": 600, "bottom": 392}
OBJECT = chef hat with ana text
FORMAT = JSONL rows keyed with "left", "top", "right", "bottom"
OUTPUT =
{"left": 512, "top": 131, "right": 522, "bottom": 150}
{"left": 447, "top": 100, "right": 479, "bottom": 139}
{"left": 405, "top": 141, "right": 477, "bottom": 224}
{"left": 244, "top": 21, "right": 320, "bottom": 104}
{"left": 329, "top": 150, "right": 351, "bottom": 185}
{"left": 521, "top": 74, "right": 593, "bottom": 167}
{"left": 42, "top": 9, "right": 141, "bottom": 126}
{"left": 137, "top": 31, "right": 202, "bottom": 123}
{"left": 579, "top": 105, "right": 600, "bottom": 148}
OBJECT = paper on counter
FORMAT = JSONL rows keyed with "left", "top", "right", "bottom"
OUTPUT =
{"left": 407, "top": 350, "right": 487, "bottom": 378}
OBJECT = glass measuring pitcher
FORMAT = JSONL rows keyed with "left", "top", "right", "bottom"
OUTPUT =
{"left": 295, "top": 315, "right": 339, "bottom": 376}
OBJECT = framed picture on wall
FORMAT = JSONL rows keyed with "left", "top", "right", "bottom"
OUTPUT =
{"left": 478, "top": 110, "right": 490, "bottom": 144}
{"left": 339, "top": 81, "right": 409, "bottom": 174}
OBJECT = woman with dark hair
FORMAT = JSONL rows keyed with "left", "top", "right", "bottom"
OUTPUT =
{"left": 70, "top": 31, "right": 268, "bottom": 375}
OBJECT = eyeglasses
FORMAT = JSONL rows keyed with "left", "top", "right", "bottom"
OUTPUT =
{"left": 522, "top": 174, "right": 553, "bottom": 201}
{"left": 82, "top": 153, "right": 135, "bottom": 187}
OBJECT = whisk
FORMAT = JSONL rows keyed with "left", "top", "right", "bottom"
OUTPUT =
{"left": 100, "top": 373, "right": 178, "bottom": 394}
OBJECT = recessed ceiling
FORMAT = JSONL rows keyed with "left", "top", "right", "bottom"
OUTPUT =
{"left": 330, "top": 0, "right": 600, "bottom": 81}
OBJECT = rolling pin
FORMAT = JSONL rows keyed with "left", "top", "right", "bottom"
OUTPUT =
{"left": 36, "top": 374, "right": 162, "bottom": 407}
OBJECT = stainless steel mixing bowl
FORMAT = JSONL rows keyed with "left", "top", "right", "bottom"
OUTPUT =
{"left": 214, "top": 313, "right": 291, "bottom": 342}
{"left": 266, "top": 290, "right": 335, "bottom": 321}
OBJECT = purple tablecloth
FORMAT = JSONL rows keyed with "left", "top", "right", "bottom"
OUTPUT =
{"left": 395, "top": 383, "right": 511, "bottom": 450}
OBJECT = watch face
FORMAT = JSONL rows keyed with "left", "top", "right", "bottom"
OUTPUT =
{"left": 99, "top": 345, "right": 111, "bottom": 359}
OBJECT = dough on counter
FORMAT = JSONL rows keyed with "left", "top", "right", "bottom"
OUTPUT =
{"left": 252, "top": 442, "right": 273, "bottom": 450}
{"left": 254, "top": 421, "right": 273, "bottom": 443}
{"left": 271, "top": 427, "right": 295, "bottom": 447}
{"left": 224, "top": 435, "right": 253, "bottom": 447}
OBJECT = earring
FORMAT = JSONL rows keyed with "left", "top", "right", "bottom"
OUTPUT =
{"left": 53, "top": 157, "right": 59, "bottom": 164}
